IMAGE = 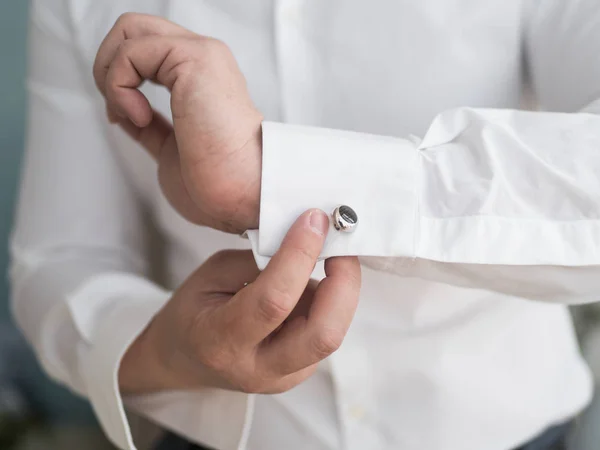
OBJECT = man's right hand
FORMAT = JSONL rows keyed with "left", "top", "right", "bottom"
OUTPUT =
{"left": 119, "top": 210, "right": 361, "bottom": 394}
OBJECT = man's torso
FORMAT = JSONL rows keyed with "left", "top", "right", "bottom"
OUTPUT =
{"left": 70, "top": 1, "right": 592, "bottom": 448}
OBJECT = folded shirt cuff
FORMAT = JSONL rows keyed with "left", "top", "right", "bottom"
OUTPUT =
{"left": 66, "top": 273, "right": 255, "bottom": 450}
{"left": 124, "top": 389, "right": 255, "bottom": 450}
{"left": 248, "top": 121, "right": 419, "bottom": 268}
{"left": 67, "top": 273, "right": 171, "bottom": 449}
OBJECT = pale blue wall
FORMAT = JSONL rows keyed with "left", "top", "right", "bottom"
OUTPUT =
{"left": 0, "top": 2, "right": 28, "bottom": 320}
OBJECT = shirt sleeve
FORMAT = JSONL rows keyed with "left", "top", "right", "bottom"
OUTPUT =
{"left": 248, "top": 0, "right": 600, "bottom": 305}
{"left": 10, "top": 2, "right": 251, "bottom": 449}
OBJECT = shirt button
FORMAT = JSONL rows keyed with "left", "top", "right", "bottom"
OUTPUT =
{"left": 348, "top": 405, "right": 366, "bottom": 420}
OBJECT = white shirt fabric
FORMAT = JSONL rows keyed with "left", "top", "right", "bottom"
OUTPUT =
{"left": 10, "top": 0, "right": 600, "bottom": 449}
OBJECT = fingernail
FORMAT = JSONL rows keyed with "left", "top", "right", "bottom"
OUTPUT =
{"left": 309, "top": 210, "right": 328, "bottom": 236}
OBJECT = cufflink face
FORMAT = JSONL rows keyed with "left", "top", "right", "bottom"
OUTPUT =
{"left": 332, "top": 205, "right": 358, "bottom": 233}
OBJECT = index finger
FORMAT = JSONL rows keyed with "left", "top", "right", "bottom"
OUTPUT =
{"left": 93, "top": 13, "right": 194, "bottom": 95}
{"left": 258, "top": 255, "right": 361, "bottom": 375}
{"left": 221, "top": 209, "right": 330, "bottom": 346}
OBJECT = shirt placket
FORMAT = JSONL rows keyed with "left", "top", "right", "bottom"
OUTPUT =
{"left": 274, "top": 1, "right": 381, "bottom": 448}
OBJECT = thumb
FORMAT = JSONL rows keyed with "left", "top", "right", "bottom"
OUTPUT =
{"left": 218, "top": 209, "right": 329, "bottom": 346}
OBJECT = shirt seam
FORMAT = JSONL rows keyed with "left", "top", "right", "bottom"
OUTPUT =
{"left": 421, "top": 215, "right": 600, "bottom": 223}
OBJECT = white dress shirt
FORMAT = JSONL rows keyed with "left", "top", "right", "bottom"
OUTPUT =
{"left": 11, "top": 0, "right": 600, "bottom": 449}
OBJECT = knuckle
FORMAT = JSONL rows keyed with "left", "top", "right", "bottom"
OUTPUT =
{"left": 201, "top": 345, "right": 232, "bottom": 372}
{"left": 311, "top": 327, "right": 345, "bottom": 359}
{"left": 258, "top": 287, "right": 293, "bottom": 323}
{"left": 190, "top": 38, "right": 233, "bottom": 69}
{"left": 203, "top": 37, "right": 231, "bottom": 57}
{"left": 115, "top": 12, "right": 139, "bottom": 28}
{"left": 237, "top": 378, "right": 267, "bottom": 394}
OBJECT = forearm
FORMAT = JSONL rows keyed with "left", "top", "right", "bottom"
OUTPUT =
{"left": 118, "top": 317, "right": 166, "bottom": 395}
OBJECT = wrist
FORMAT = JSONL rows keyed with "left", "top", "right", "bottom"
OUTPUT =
{"left": 118, "top": 317, "right": 171, "bottom": 395}
{"left": 239, "top": 123, "right": 262, "bottom": 231}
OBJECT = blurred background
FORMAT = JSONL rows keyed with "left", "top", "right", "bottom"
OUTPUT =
{"left": 1, "top": 2, "right": 600, "bottom": 450}
{"left": 0, "top": 1, "right": 114, "bottom": 449}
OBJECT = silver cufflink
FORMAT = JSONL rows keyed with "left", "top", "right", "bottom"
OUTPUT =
{"left": 332, "top": 205, "right": 358, "bottom": 233}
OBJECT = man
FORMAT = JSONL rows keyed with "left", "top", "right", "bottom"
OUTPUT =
{"left": 11, "top": 0, "right": 600, "bottom": 449}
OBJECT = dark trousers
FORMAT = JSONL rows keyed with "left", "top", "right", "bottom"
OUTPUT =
{"left": 154, "top": 431, "right": 214, "bottom": 450}
{"left": 155, "top": 421, "right": 571, "bottom": 450}
{"left": 515, "top": 422, "right": 571, "bottom": 450}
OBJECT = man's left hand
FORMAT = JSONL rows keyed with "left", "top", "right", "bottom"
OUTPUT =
{"left": 94, "top": 13, "right": 262, "bottom": 233}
